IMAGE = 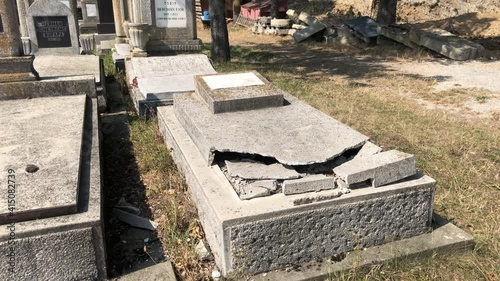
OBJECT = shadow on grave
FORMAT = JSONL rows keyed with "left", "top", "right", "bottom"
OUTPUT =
{"left": 100, "top": 76, "right": 166, "bottom": 278}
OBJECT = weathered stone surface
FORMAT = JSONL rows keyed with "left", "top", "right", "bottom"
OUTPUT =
{"left": 0, "top": 95, "right": 86, "bottom": 223}
{"left": 0, "top": 98, "right": 106, "bottom": 280}
{"left": 196, "top": 71, "right": 285, "bottom": 113}
{"left": 344, "top": 16, "right": 379, "bottom": 43}
{"left": 240, "top": 184, "right": 271, "bottom": 200}
{"left": 0, "top": 0, "right": 22, "bottom": 57}
{"left": 0, "top": 56, "right": 39, "bottom": 82}
{"left": 333, "top": 150, "right": 417, "bottom": 187}
{"left": 157, "top": 104, "right": 435, "bottom": 276}
{"left": 352, "top": 141, "right": 382, "bottom": 160}
{"left": 195, "top": 240, "right": 213, "bottom": 261}
{"left": 112, "top": 208, "right": 158, "bottom": 231}
{"left": 226, "top": 160, "right": 300, "bottom": 180}
{"left": 293, "top": 21, "right": 326, "bottom": 42}
{"left": 34, "top": 55, "right": 102, "bottom": 83}
{"left": 127, "top": 55, "right": 216, "bottom": 106}
{"left": 251, "top": 180, "right": 278, "bottom": 191}
{"left": 173, "top": 93, "right": 369, "bottom": 166}
{"left": 114, "top": 261, "right": 176, "bottom": 281}
{"left": 283, "top": 175, "right": 336, "bottom": 195}
{"left": 377, "top": 25, "right": 419, "bottom": 49}
{"left": 409, "top": 27, "right": 486, "bottom": 60}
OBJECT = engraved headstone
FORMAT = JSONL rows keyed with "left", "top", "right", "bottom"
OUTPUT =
{"left": 27, "top": 0, "right": 79, "bottom": 55}
{"left": 123, "top": 0, "right": 201, "bottom": 53}
{"left": 80, "top": 0, "right": 100, "bottom": 33}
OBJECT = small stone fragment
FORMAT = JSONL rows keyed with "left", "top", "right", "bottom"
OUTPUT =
{"left": 195, "top": 240, "right": 213, "bottom": 261}
{"left": 250, "top": 180, "right": 277, "bottom": 191}
{"left": 333, "top": 150, "right": 416, "bottom": 187}
{"left": 239, "top": 184, "right": 271, "bottom": 200}
{"left": 211, "top": 271, "right": 221, "bottom": 278}
{"left": 225, "top": 160, "right": 301, "bottom": 180}
{"left": 283, "top": 175, "right": 336, "bottom": 195}
{"left": 352, "top": 141, "right": 382, "bottom": 160}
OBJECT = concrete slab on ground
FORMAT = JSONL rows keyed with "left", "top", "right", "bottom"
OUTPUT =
{"left": 195, "top": 71, "right": 285, "bottom": 113}
{"left": 173, "top": 92, "right": 369, "bottom": 166}
{"left": 377, "top": 25, "right": 419, "bottom": 49}
{"left": 293, "top": 22, "right": 326, "bottom": 42}
{"left": 251, "top": 214, "right": 474, "bottom": 281}
{"left": 114, "top": 261, "right": 176, "bottom": 281}
{"left": 0, "top": 95, "right": 86, "bottom": 223}
{"left": 157, "top": 104, "right": 435, "bottom": 275}
{"left": 344, "top": 16, "right": 379, "bottom": 43}
{"left": 0, "top": 97, "right": 106, "bottom": 280}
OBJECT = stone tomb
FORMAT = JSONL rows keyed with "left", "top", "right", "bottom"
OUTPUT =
{"left": 27, "top": 0, "right": 80, "bottom": 55}
{"left": 80, "top": 0, "right": 100, "bottom": 33}
{"left": 126, "top": 54, "right": 216, "bottom": 115}
{"left": 0, "top": 95, "right": 105, "bottom": 280}
{"left": 137, "top": 0, "right": 202, "bottom": 52}
{"left": 157, "top": 72, "right": 437, "bottom": 275}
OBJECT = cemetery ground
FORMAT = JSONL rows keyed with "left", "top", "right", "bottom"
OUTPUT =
{"left": 102, "top": 22, "right": 498, "bottom": 280}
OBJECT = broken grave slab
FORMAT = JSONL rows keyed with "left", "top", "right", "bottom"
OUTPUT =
{"left": 344, "top": 16, "right": 379, "bottom": 43}
{"left": 196, "top": 71, "right": 285, "bottom": 113}
{"left": 0, "top": 95, "right": 86, "bottom": 224}
{"left": 283, "top": 174, "right": 336, "bottom": 195}
{"left": 173, "top": 92, "right": 369, "bottom": 166}
{"left": 377, "top": 25, "right": 419, "bottom": 49}
{"left": 333, "top": 150, "right": 417, "bottom": 187}
{"left": 157, "top": 104, "right": 436, "bottom": 275}
{"left": 240, "top": 182, "right": 272, "bottom": 200}
{"left": 293, "top": 21, "right": 326, "bottom": 42}
{"left": 409, "top": 28, "right": 486, "bottom": 61}
{"left": 225, "top": 160, "right": 301, "bottom": 180}
{"left": 352, "top": 141, "right": 382, "bottom": 160}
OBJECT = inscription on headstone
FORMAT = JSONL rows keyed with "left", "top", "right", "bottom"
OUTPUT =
{"left": 34, "top": 16, "right": 72, "bottom": 48}
{"left": 86, "top": 4, "right": 97, "bottom": 17}
{"left": 155, "top": 0, "right": 187, "bottom": 28}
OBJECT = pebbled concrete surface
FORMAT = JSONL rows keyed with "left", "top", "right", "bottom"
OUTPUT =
{"left": 173, "top": 92, "right": 369, "bottom": 166}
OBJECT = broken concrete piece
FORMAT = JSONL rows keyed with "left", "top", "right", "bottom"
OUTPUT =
{"left": 333, "top": 150, "right": 417, "bottom": 187}
{"left": 249, "top": 180, "right": 277, "bottom": 192}
{"left": 112, "top": 208, "right": 158, "bottom": 231}
{"left": 377, "top": 25, "right": 419, "bottom": 49}
{"left": 286, "top": 9, "right": 299, "bottom": 19}
{"left": 344, "top": 16, "right": 379, "bottom": 43}
{"left": 225, "top": 160, "right": 301, "bottom": 180}
{"left": 352, "top": 141, "right": 382, "bottom": 160}
{"left": 292, "top": 24, "right": 307, "bottom": 30}
{"left": 195, "top": 71, "right": 284, "bottom": 114}
{"left": 298, "top": 12, "right": 318, "bottom": 26}
{"left": 240, "top": 184, "right": 271, "bottom": 200}
{"left": 195, "top": 240, "right": 213, "bottom": 261}
{"left": 409, "top": 28, "right": 486, "bottom": 60}
{"left": 270, "top": 19, "right": 290, "bottom": 28}
{"left": 173, "top": 92, "right": 369, "bottom": 166}
{"left": 283, "top": 175, "right": 336, "bottom": 195}
{"left": 293, "top": 21, "right": 326, "bottom": 42}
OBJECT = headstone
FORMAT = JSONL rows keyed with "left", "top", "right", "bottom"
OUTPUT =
{"left": 27, "top": 0, "right": 80, "bottom": 55}
{"left": 135, "top": 0, "right": 202, "bottom": 53}
{"left": 80, "top": 0, "right": 100, "bottom": 33}
{"left": 97, "top": 0, "right": 116, "bottom": 34}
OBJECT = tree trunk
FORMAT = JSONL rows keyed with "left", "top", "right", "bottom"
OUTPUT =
{"left": 233, "top": 0, "right": 241, "bottom": 22}
{"left": 376, "top": 0, "right": 397, "bottom": 25}
{"left": 210, "top": 0, "right": 230, "bottom": 62}
{"left": 270, "top": 0, "right": 279, "bottom": 18}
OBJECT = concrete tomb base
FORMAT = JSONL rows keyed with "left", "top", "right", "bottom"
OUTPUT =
{"left": 125, "top": 54, "right": 216, "bottom": 115}
{"left": 157, "top": 76, "right": 438, "bottom": 275}
{"left": 0, "top": 56, "right": 39, "bottom": 83}
{"left": 0, "top": 95, "right": 106, "bottom": 280}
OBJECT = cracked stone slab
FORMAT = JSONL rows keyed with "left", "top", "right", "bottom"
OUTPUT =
{"left": 225, "top": 160, "right": 301, "bottom": 180}
{"left": 0, "top": 95, "right": 87, "bottom": 224}
{"left": 352, "top": 141, "right": 382, "bottom": 160}
{"left": 196, "top": 71, "right": 284, "bottom": 114}
{"left": 173, "top": 92, "right": 369, "bottom": 166}
{"left": 240, "top": 182, "right": 272, "bottom": 200}
{"left": 283, "top": 175, "right": 336, "bottom": 195}
{"left": 333, "top": 150, "right": 417, "bottom": 187}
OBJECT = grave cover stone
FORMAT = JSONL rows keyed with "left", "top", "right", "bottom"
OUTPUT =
{"left": 27, "top": 0, "right": 79, "bottom": 55}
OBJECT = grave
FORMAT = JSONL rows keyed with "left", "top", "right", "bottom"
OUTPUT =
{"left": 125, "top": 54, "right": 216, "bottom": 115}
{"left": 156, "top": 71, "right": 472, "bottom": 276}
{"left": 27, "top": 0, "right": 80, "bottom": 55}
{"left": 79, "top": 0, "right": 100, "bottom": 34}
{"left": 0, "top": 95, "right": 106, "bottom": 280}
